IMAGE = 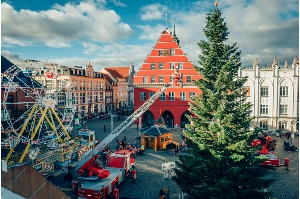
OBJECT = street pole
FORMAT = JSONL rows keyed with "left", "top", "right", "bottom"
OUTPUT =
{"left": 111, "top": 114, "right": 114, "bottom": 133}
{"left": 111, "top": 114, "right": 117, "bottom": 133}
{"left": 291, "top": 120, "right": 295, "bottom": 145}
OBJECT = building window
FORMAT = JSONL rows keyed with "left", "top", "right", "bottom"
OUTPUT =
{"left": 100, "top": 92, "right": 104, "bottom": 102}
{"left": 159, "top": 63, "right": 163, "bottom": 69}
{"left": 260, "top": 121, "right": 268, "bottom": 130}
{"left": 46, "top": 80, "right": 53, "bottom": 90}
{"left": 88, "top": 92, "right": 92, "bottom": 104}
{"left": 159, "top": 76, "right": 163, "bottom": 83}
{"left": 72, "top": 93, "right": 78, "bottom": 105}
{"left": 94, "top": 92, "right": 98, "bottom": 102}
{"left": 178, "top": 63, "right": 183, "bottom": 69}
{"left": 260, "top": 104, "right": 268, "bottom": 114}
{"left": 149, "top": 92, "right": 155, "bottom": 98}
{"left": 170, "top": 63, "right": 175, "bottom": 69}
{"left": 151, "top": 76, "right": 155, "bottom": 83}
{"left": 189, "top": 92, "right": 195, "bottom": 100}
{"left": 94, "top": 82, "right": 99, "bottom": 90}
{"left": 280, "top": 86, "right": 288, "bottom": 96}
{"left": 140, "top": 92, "right": 146, "bottom": 101}
{"left": 143, "top": 76, "right": 148, "bottom": 83}
{"left": 57, "top": 80, "right": 64, "bottom": 88}
{"left": 57, "top": 92, "right": 65, "bottom": 106}
{"left": 169, "top": 92, "right": 175, "bottom": 101}
{"left": 160, "top": 92, "right": 166, "bottom": 101}
{"left": 151, "top": 64, "right": 155, "bottom": 70}
{"left": 243, "top": 87, "right": 250, "bottom": 96}
{"left": 87, "top": 81, "right": 92, "bottom": 90}
{"left": 279, "top": 121, "right": 287, "bottom": 130}
{"left": 261, "top": 87, "right": 268, "bottom": 96}
{"left": 80, "top": 93, "right": 86, "bottom": 104}
{"left": 80, "top": 81, "right": 85, "bottom": 90}
{"left": 180, "top": 92, "right": 186, "bottom": 101}
{"left": 279, "top": 104, "right": 288, "bottom": 114}
{"left": 159, "top": 50, "right": 163, "bottom": 56}
{"left": 187, "top": 76, "right": 192, "bottom": 83}
{"left": 170, "top": 49, "right": 175, "bottom": 56}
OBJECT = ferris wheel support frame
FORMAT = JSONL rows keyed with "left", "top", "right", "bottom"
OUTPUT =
{"left": 5, "top": 105, "right": 38, "bottom": 161}
{"left": 19, "top": 107, "right": 48, "bottom": 163}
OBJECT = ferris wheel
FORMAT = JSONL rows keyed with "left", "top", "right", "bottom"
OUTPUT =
{"left": 1, "top": 60, "right": 77, "bottom": 165}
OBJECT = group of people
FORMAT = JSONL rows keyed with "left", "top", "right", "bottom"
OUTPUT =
{"left": 116, "top": 136, "right": 128, "bottom": 150}
{"left": 63, "top": 164, "right": 73, "bottom": 188}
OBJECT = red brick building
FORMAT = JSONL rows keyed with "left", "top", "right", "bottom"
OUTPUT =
{"left": 133, "top": 28, "right": 202, "bottom": 128}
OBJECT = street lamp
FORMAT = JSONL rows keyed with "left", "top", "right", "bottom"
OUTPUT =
{"left": 111, "top": 114, "right": 118, "bottom": 133}
{"left": 291, "top": 120, "right": 296, "bottom": 144}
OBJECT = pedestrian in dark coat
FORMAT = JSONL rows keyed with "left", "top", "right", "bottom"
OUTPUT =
{"left": 174, "top": 145, "right": 179, "bottom": 155}
{"left": 66, "top": 171, "right": 73, "bottom": 187}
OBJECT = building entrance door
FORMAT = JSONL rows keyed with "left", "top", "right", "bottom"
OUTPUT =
{"left": 147, "top": 137, "right": 155, "bottom": 148}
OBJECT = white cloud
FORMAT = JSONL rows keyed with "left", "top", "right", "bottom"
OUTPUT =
{"left": 110, "top": 0, "right": 127, "bottom": 7}
{"left": 80, "top": 42, "right": 153, "bottom": 70}
{"left": 1, "top": 0, "right": 298, "bottom": 71}
{"left": 1, "top": 51, "right": 25, "bottom": 65}
{"left": 1, "top": 1, "right": 133, "bottom": 47}
{"left": 137, "top": 0, "right": 298, "bottom": 67}
{"left": 140, "top": 3, "right": 168, "bottom": 21}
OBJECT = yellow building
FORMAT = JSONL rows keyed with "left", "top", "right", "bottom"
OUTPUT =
{"left": 69, "top": 62, "right": 105, "bottom": 118}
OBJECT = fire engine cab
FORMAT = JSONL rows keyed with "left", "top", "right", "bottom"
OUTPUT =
{"left": 74, "top": 149, "right": 136, "bottom": 199}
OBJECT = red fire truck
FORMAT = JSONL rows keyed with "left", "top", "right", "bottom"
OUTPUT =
{"left": 252, "top": 134, "right": 276, "bottom": 154}
{"left": 251, "top": 132, "right": 289, "bottom": 167}
{"left": 74, "top": 149, "right": 137, "bottom": 199}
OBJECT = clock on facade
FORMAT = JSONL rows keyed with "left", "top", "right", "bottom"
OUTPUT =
{"left": 163, "top": 49, "right": 170, "bottom": 56}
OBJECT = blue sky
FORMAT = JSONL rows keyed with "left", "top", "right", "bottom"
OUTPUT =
{"left": 1, "top": 0, "right": 299, "bottom": 71}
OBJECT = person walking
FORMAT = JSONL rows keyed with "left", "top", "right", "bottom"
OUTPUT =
{"left": 65, "top": 171, "right": 73, "bottom": 188}
{"left": 174, "top": 145, "right": 179, "bottom": 155}
{"left": 102, "top": 151, "right": 107, "bottom": 166}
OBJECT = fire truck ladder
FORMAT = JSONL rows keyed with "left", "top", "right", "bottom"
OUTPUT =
{"left": 76, "top": 83, "right": 171, "bottom": 170}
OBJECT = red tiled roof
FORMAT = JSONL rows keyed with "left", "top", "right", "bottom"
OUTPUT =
{"left": 103, "top": 67, "right": 129, "bottom": 78}
{"left": 102, "top": 73, "right": 113, "bottom": 83}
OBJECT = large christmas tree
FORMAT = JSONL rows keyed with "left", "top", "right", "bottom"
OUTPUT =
{"left": 173, "top": 4, "right": 275, "bottom": 199}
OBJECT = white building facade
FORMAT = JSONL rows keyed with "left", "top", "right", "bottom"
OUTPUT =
{"left": 239, "top": 57, "right": 299, "bottom": 133}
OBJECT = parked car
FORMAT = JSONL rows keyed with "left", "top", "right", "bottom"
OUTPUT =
{"left": 275, "top": 130, "right": 290, "bottom": 138}
{"left": 260, "top": 153, "right": 280, "bottom": 167}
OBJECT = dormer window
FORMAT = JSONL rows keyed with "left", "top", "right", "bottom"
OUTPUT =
{"left": 171, "top": 49, "right": 175, "bottom": 56}
{"left": 151, "top": 64, "right": 155, "bottom": 70}
{"left": 159, "top": 50, "right": 163, "bottom": 56}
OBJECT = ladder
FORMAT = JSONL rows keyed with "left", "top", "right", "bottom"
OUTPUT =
{"left": 76, "top": 83, "right": 171, "bottom": 170}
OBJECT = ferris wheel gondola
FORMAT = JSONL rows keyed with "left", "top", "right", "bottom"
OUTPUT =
{"left": 1, "top": 60, "right": 76, "bottom": 166}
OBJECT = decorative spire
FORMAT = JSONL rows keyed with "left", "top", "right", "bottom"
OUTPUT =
{"left": 253, "top": 58, "right": 259, "bottom": 67}
{"left": 172, "top": 19, "right": 180, "bottom": 46}
{"left": 165, "top": 13, "right": 168, "bottom": 29}
{"left": 284, "top": 59, "right": 288, "bottom": 68}
{"left": 293, "top": 56, "right": 299, "bottom": 65}
{"left": 272, "top": 57, "right": 278, "bottom": 67}
{"left": 173, "top": 20, "right": 176, "bottom": 37}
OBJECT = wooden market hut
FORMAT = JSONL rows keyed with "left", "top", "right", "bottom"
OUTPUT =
{"left": 140, "top": 125, "right": 174, "bottom": 151}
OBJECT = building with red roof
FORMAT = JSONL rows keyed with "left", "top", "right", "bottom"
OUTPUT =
{"left": 133, "top": 27, "right": 202, "bottom": 128}
{"left": 101, "top": 66, "right": 131, "bottom": 111}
